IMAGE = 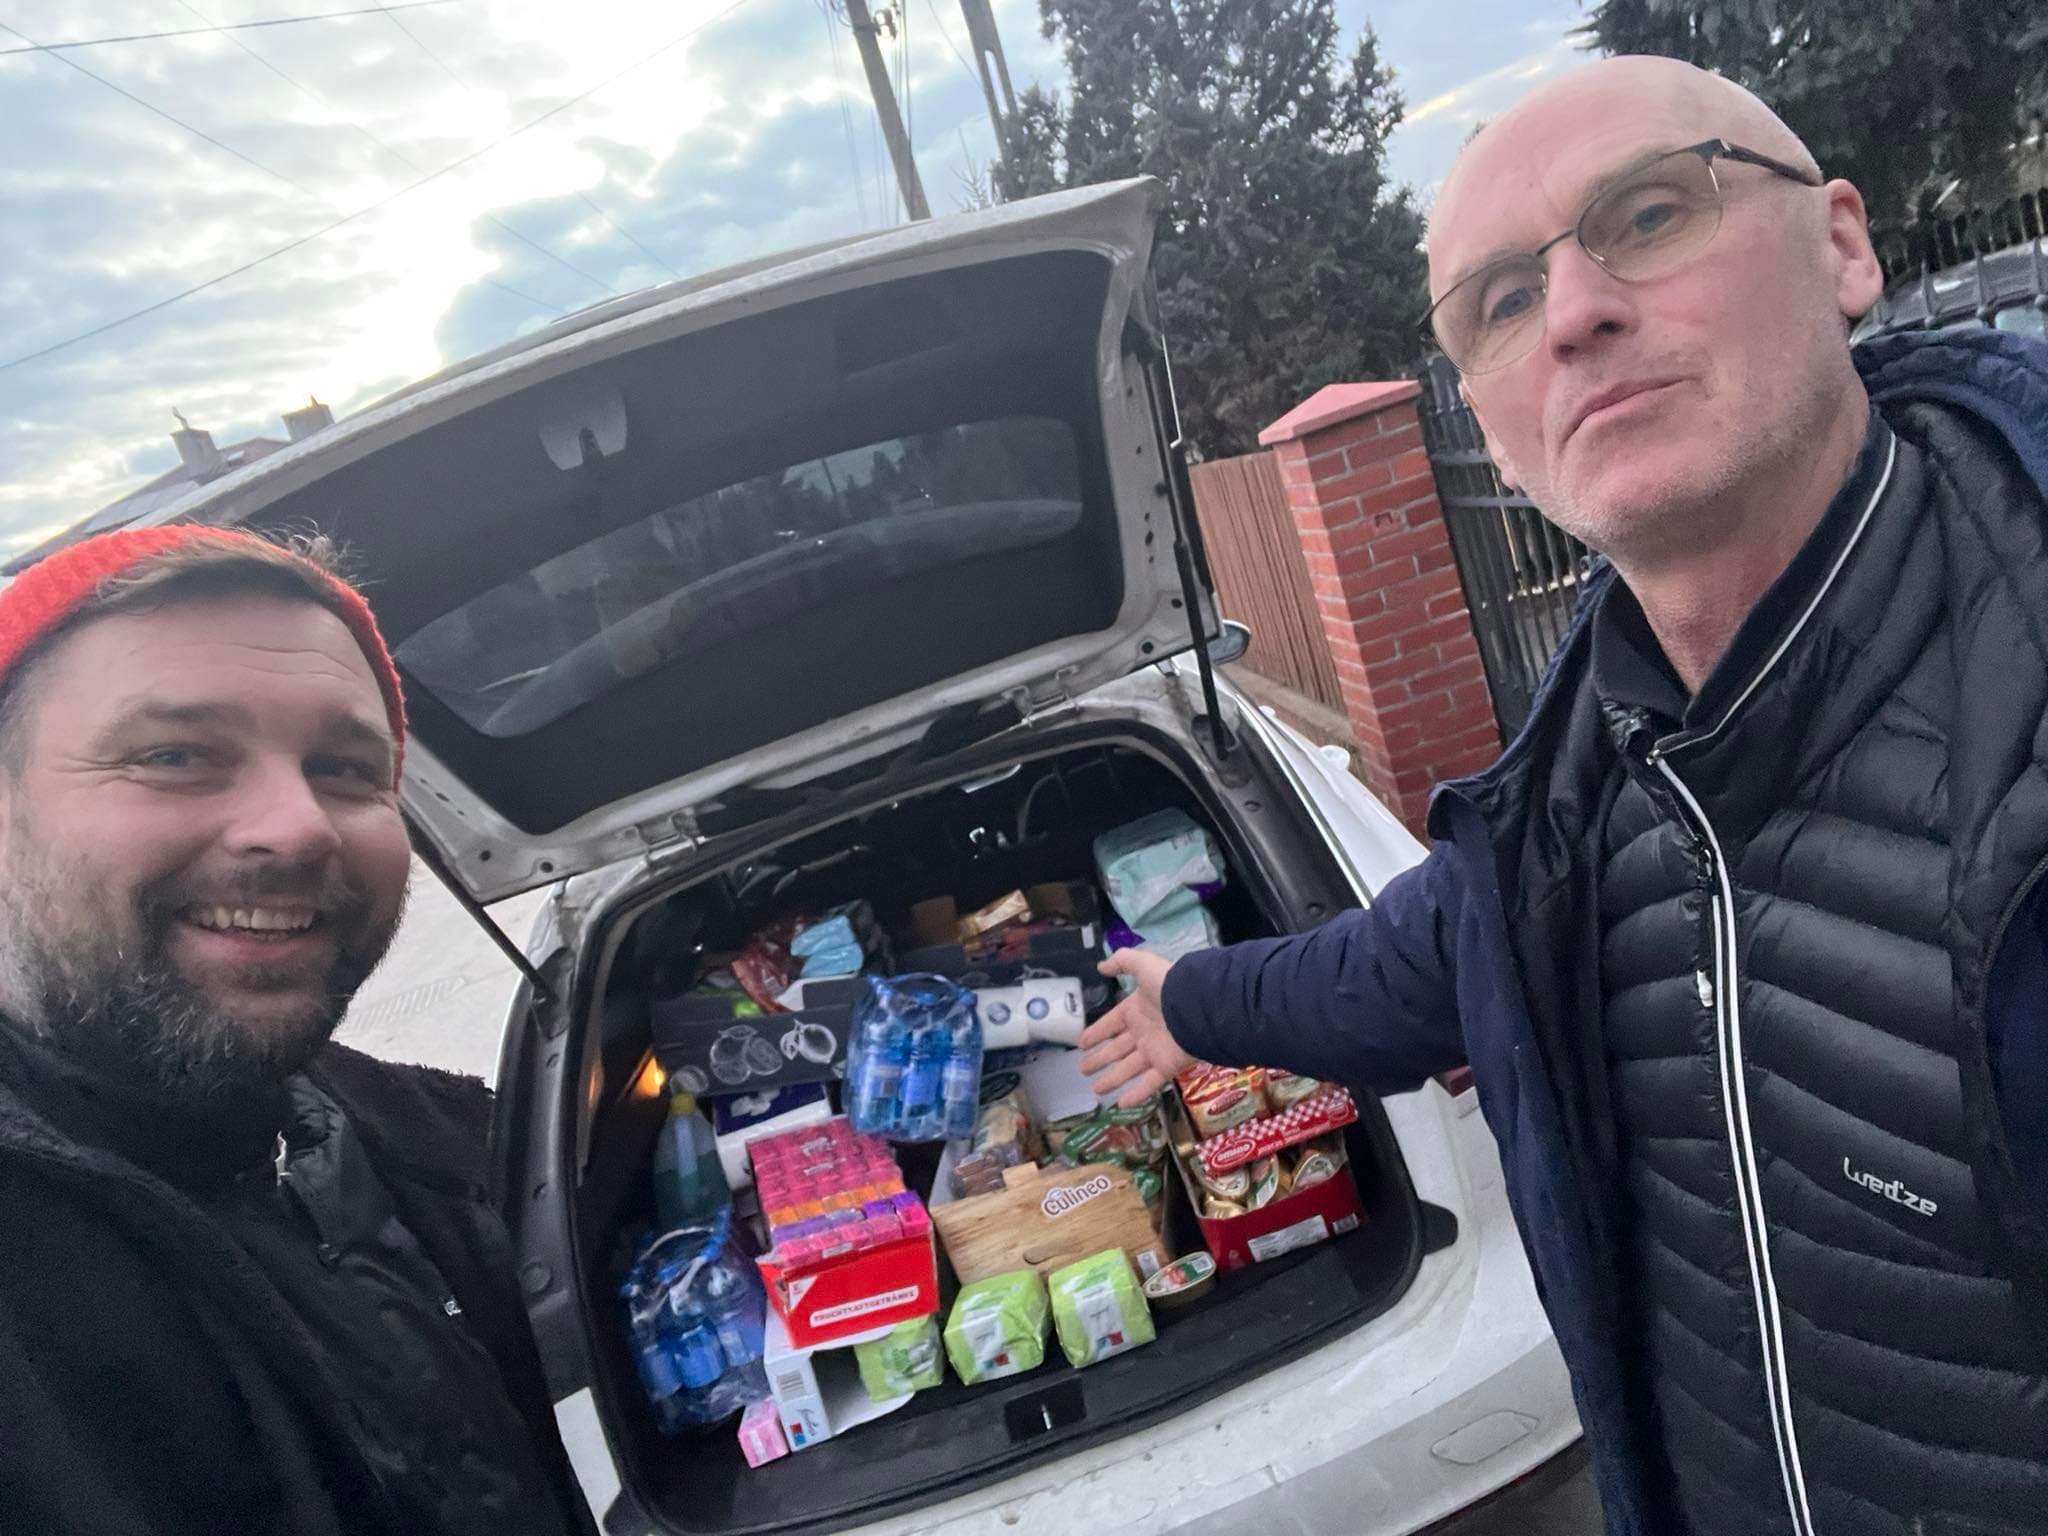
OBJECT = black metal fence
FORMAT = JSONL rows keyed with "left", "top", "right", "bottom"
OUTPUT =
{"left": 1416, "top": 353, "right": 1594, "bottom": 739}
{"left": 1873, "top": 185, "right": 2048, "bottom": 284}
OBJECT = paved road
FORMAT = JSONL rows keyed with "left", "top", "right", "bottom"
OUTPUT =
{"left": 344, "top": 867, "right": 1603, "bottom": 1533}
{"left": 334, "top": 861, "right": 548, "bottom": 1083}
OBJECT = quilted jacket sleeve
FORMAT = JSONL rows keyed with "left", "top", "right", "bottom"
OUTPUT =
{"left": 1159, "top": 842, "right": 1468, "bottom": 1093}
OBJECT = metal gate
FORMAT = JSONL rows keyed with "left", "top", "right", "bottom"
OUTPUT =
{"left": 1416, "top": 354, "right": 1594, "bottom": 738}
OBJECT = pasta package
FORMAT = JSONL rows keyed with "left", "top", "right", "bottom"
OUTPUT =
{"left": 1047, "top": 1248, "right": 1156, "bottom": 1368}
{"left": 944, "top": 1271, "right": 1051, "bottom": 1385}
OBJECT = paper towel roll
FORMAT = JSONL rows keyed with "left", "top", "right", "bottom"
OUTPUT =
{"left": 975, "top": 976, "right": 1086, "bottom": 1048}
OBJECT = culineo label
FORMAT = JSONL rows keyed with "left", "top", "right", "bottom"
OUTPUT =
{"left": 1041, "top": 1173, "right": 1114, "bottom": 1219}
{"left": 810, "top": 1284, "right": 922, "bottom": 1328}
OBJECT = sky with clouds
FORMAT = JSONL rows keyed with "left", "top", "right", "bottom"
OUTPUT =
{"left": 0, "top": 0, "right": 1590, "bottom": 552}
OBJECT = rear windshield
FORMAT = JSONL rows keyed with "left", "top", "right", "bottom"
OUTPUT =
{"left": 396, "top": 416, "right": 1083, "bottom": 738}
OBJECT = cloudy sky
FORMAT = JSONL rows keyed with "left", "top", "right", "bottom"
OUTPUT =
{"left": 0, "top": 0, "right": 1590, "bottom": 552}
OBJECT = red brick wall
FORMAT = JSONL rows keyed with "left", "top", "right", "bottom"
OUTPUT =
{"left": 1258, "top": 381, "right": 1502, "bottom": 838}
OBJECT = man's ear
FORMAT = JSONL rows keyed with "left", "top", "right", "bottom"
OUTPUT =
{"left": 1824, "top": 177, "right": 1884, "bottom": 322}
{"left": 1461, "top": 382, "right": 1524, "bottom": 492}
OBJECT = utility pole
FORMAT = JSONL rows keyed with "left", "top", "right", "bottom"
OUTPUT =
{"left": 842, "top": 0, "right": 931, "bottom": 221}
{"left": 956, "top": 0, "right": 1016, "bottom": 151}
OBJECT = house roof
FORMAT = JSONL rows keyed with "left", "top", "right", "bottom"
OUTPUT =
{"left": 4, "top": 434, "right": 292, "bottom": 577}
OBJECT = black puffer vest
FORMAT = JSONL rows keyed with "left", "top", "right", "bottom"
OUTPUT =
{"left": 1593, "top": 409, "right": 2048, "bottom": 1535}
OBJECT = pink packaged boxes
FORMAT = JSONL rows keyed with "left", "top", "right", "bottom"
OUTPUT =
{"left": 750, "top": 1118, "right": 939, "bottom": 1348}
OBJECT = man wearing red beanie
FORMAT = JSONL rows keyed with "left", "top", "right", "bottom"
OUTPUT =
{"left": 0, "top": 527, "right": 592, "bottom": 1535}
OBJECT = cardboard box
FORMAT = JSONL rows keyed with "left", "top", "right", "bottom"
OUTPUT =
{"left": 756, "top": 1227, "right": 941, "bottom": 1351}
{"left": 929, "top": 1150, "right": 1168, "bottom": 1285}
{"left": 651, "top": 977, "right": 860, "bottom": 1094}
{"left": 710, "top": 1083, "right": 834, "bottom": 1191}
{"left": 896, "top": 885, "right": 1112, "bottom": 1016}
{"left": 1166, "top": 1099, "right": 1365, "bottom": 1274}
{"left": 761, "top": 1310, "right": 917, "bottom": 1452}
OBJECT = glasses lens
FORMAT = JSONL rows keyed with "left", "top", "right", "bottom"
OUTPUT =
{"left": 1437, "top": 255, "right": 1547, "bottom": 373}
{"left": 1581, "top": 149, "right": 1722, "bottom": 282}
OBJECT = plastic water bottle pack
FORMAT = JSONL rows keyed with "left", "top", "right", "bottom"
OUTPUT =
{"left": 619, "top": 1209, "right": 769, "bottom": 1432}
{"left": 845, "top": 973, "right": 983, "bottom": 1142}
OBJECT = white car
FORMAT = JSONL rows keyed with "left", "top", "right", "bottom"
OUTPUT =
{"left": 175, "top": 176, "right": 1579, "bottom": 1535}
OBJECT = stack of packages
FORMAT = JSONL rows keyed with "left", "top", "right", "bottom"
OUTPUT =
{"left": 1175, "top": 1065, "right": 1352, "bottom": 1221}
{"left": 740, "top": 1116, "right": 944, "bottom": 1465}
{"left": 1093, "top": 809, "right": 1228, "bottom": 965}
{"left": 1091, "top": 809, "right": 1371, "bottom": 1273}
{"left": 630, "top": 810, "right": 1261, "bottom": 1465}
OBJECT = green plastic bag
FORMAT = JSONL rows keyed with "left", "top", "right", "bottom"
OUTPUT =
{"left": 944, "top": 1271, "right": 1050, "bottom": 1385}
{"left": 853, "top": 1315, "right": 945, "bottom": 1403}
{"left": 1048, "top": 1248, "right": 1156, "bottom": 1368}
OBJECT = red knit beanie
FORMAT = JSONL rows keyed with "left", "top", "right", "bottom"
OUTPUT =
{"left": 0, "top": 526, "right": 407, "bottom": 784}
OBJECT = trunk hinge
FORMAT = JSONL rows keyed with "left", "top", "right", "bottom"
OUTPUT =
{"left": 404, "top": 820, "right": 552, "bottom": 1001}
{"left": 1004, "top": 668, "right": 1082, "bottom": 726}
{"left": 637, "top": 808, "right": 705, "bottom": 867}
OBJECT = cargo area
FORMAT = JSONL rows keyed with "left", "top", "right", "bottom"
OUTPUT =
{"left": 567, "top": 735, "right": 1430, "bottom": 1536}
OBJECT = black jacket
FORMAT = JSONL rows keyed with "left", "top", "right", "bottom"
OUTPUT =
{"left": 0, "top": 1035, "right": 597, "bottom": 1536}
{"left": 1164, "top": 329, "right": 2048, "bottom": 1534}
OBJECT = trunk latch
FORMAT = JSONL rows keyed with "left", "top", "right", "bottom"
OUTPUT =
{"left": 1003, "top": 1379, "right": 1087, "bottom": 1443}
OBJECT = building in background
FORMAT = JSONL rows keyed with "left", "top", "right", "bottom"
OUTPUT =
{"left": 4, "top": 397, "right": 336, "bottom": 576}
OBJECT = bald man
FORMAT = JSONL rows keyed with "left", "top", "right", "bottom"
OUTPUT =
{"left": 1080, "top": 56, "right": 2048, "bottom": 1536}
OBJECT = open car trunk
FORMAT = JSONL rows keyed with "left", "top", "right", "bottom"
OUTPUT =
{"left": 566, "top": 729, "right": 1427, "bottom": 1535}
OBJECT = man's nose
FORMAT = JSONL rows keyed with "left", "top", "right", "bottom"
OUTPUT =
{"left": 220, "top": 759, "right": 344, "bottom": 864}
{"left": 1542, "top": 242, "right": 1638, "bottom": 359}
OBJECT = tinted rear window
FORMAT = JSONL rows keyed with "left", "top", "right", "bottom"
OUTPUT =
{"left": 254, "top": 248, "right": 1128, "bottom": 834}
{"left": 397, "top": 416, "right": 1083, "bottom": 737}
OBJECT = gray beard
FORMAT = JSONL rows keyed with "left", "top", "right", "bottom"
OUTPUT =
{"left": 0, "top": 838, "right": 398, "bottom": 1102}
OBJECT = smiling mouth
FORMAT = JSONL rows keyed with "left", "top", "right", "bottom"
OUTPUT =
{"left": 182, "top": 905, "right": 324, "bottom": 937}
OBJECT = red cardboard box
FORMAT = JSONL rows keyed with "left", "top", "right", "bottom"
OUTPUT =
{"left": 1167, "top": 1099, "right": 1365, "bottom": 1274}
{"left": 756, "top": 1231, "right": 940, "bottom": 1350}
{"left": 749, "top": 1117, "right": 943, "bottom": 1349}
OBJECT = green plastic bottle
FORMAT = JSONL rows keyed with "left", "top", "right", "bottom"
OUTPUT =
{"left": 652, "top": 1088, "right": 727, "bottom": 1230}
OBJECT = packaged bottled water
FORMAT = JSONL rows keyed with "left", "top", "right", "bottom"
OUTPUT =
{"left": 846, "top": 975, "right": 982, "bottom": 1141}
{"left": 619, "top": 1210, "right": 768, "bottom": 1432}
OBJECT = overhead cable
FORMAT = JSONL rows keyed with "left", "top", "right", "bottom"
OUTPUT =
{"left": 1, "top": 0, "right": 758, "bottom": 372}
{"left": 0, "top": 0, "right": 460, "bottom": 57}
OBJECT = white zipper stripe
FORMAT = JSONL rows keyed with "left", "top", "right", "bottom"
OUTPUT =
{"left": 1629, "top": 425, "right": 1896, "bottom": 1529}
{"left": 1662, "top": 431, "right": 1897, "bottom": 758}
{"left": 1655, "top": 758, "right": 1818, "bottom": 1536}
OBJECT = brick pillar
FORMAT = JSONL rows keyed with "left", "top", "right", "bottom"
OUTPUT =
{"left": 1258, "top": 381, "right": 1502, "bottom": 839}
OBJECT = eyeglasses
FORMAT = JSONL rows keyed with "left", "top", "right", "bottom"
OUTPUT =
{"left": 1418, "top": 139, "right": 1823, "bottom": 375}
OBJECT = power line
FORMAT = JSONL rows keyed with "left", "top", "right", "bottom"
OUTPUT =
{"left": 922, "top": 0, "right": 980, "bottom": 96}
{"left": 380, "top": 6, "right": 683, "bottom": 280}
{"left": 165, "top": 0, "right": 605, "bottom": 304}
{"left": 898, "top": 2, "right": 910, "bottom": 152}
{"left": 3, "top": 9, "right": 572, "bottom": 318}
{"left": 0, "top": 18, "right": 305, "bottom": 194}
{"left": 0, "top": 0, "right": 461, "bottom": 57}
{"left": 818, "top": 0, "right": 871, "bottom": 228}
{"left": 2, "top": 0, "right": 759, "bottom": 374}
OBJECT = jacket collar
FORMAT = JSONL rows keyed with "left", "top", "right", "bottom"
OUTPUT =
{"left": 0, "top": 1021, "right": 288, "bottom": 1192}
{"left": 1589, "top": 410, "right": 1895, "bottom": 758}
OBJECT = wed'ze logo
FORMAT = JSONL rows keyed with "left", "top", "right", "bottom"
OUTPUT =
{"left": 1042, "top": 1174, "right": 1113, "bottom": 1219}
{"left": 1842, "top": 1157, "right": 1938, "bottom": 1217}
